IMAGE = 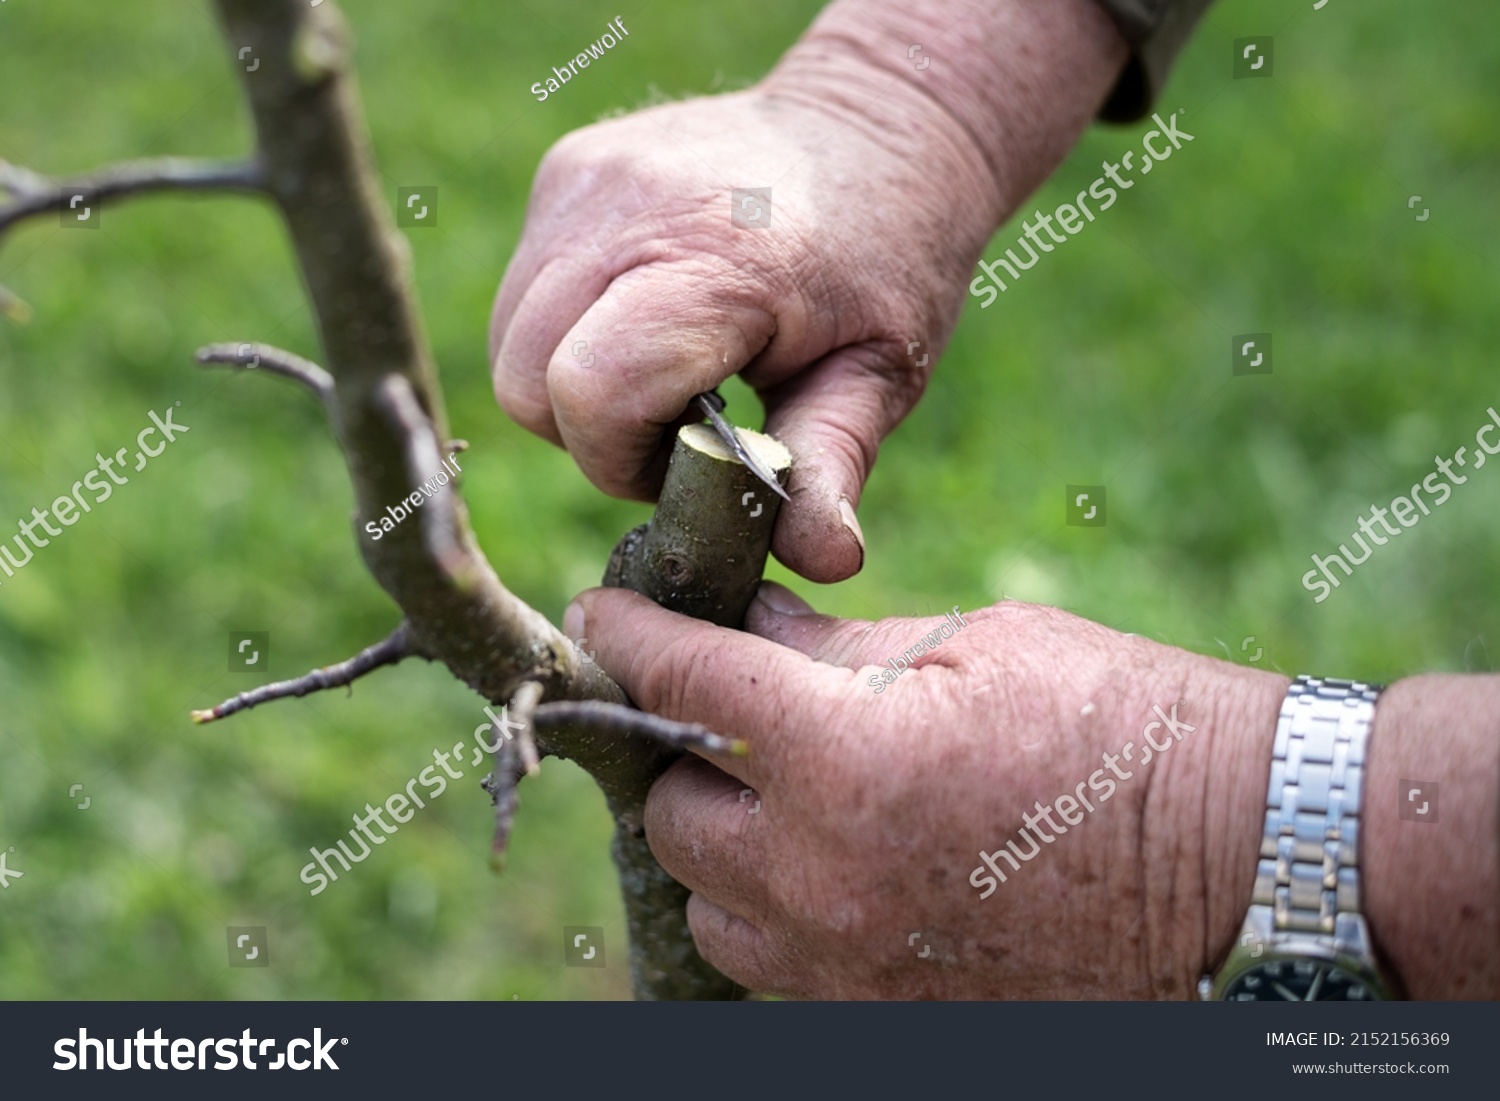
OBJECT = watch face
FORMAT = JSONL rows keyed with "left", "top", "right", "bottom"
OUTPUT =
{"left": 1223, "top": 957, "right": 1379, "bottom": 1001}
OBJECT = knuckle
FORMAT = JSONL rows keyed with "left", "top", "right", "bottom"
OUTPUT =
{"left": 687, "top": 898, "right": 797, "bottom": 994}
{"left": 634, "top": 630, "right": 721, "bottom": 722}
{"left": 534, "top": 128, "right": 596, "bottom": 184}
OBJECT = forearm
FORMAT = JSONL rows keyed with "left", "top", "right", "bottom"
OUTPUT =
{"left": 1364, "top": 674, "right": 1500, "bottom": 997}
{"left": 763, "top": 0, "right": 1130, "bottom": 237}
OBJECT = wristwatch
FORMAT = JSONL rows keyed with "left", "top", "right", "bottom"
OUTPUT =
{"left": 1200, "top": 675, "right": 1399, "bottom": 1001}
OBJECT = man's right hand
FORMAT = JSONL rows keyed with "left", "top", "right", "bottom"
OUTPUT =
{"left": 488, "top": 84, "right": 995, "bottom": 582}
{"left": 489, "top": 0, "right": 1130, "bottom": 582}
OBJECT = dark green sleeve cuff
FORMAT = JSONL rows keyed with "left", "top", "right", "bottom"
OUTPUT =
{"left": 1092, "top": 0, "right": 1216, "bottom": 122}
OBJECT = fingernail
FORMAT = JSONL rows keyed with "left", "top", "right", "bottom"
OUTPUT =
{"left": 563, "top": 600, "right": 585, "bottom": 640}
{"left": 755, "top": 580, "right": 815, "bottom": 617}
{"left": 839, "top": 496, "right": 865, "bottom": 561}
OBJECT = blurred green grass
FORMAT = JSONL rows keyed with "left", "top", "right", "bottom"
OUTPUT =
{"left": 1, "top": 0, "right": 1496, "bottom": 998}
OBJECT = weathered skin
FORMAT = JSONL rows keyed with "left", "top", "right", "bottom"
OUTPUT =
{"left": 490, "top": 0, "right": 1132, "bottom": 584}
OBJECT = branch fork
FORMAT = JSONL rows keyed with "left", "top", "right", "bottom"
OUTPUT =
{"left": 3, "top": 0, "right": 781, "bottom": 1002}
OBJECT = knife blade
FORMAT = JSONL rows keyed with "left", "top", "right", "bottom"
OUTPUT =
{"left": 694, "top": 390, "right": 790, "bottom": 501}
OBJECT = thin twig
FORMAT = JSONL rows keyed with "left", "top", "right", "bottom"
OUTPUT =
{"left": 196, "top": 342, "right": 334, "bottom": 402}
{"left": 191, "top": 622, "right": 411, "bottom": 723}
{"left": 484, "top": 733, "right": 522, "bottom": 871}
{"left": 532, "top": 701, "right": 748, "bottom": 757}
{"left": 508, "top": 680, "right": 544, "bottom": 777}
{"left": 0, "top": 156, "right": 265, "bottom": 234}
{"left": 0, "top": 160, "right": 55, "bottom": 198}
{"left": 377, "top": 374, "right": 468, "bottom": 580}
{"left": 485, "top": 679, "right": 543, "bottom": 868}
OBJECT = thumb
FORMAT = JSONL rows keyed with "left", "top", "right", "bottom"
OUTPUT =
{"left": 741, "top": 581, "right": 880, "bottom": 667}
{"left": 760, "top": 347, "right": 924, "bottom": 583}
{"left": 549, "top": 263, "right": 776, "bottom": 501}
{"left": 745, "top": 582, "right": 970, "bottom": 674}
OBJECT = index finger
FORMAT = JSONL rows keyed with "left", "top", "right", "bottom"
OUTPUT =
{"left": 566, "top": 586, "right": 855, "bottom": 788}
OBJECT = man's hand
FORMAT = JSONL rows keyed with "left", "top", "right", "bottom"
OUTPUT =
{"left": 566, "top": 583, "right": 1287, "bottom": 998}
{"left": 568, "top": 584, "right": 1500, "bottom": 999}
{"left": 489, "top": 89, "right": 980, "bottom": 581}
{"left": 491, "top": 0, "right": 1129, "bottom": 582}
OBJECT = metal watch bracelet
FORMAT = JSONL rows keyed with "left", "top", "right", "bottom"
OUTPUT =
{"left": 1258, "top": 675, "right": 1382, "bottom": 935}
{"left": 1200, "top": 674, "right": 1393, "bottom": 1000}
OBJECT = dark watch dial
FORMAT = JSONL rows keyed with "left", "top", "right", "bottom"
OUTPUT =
{"left": 1223, "top": 957, "right": 1377, "bottom": 1001}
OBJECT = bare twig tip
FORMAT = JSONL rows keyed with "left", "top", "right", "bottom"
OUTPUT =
{"left": 0, "top": 156, "right": 264, "bottom": 236}
{"left": 529, "top": 701, "right": 745, "bottom": 757}
{"left": 191, "top": 622, "right": 411, "bottom": 723}
{"left": 195, "top": 342, "right": 334, "bottom": 400}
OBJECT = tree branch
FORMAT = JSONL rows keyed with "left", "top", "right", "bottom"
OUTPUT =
{"left": 183, "top": 0, "right": 776, "bottom": 1000}
{"left": 484, "top": 729, "right": 523, "bottom": 870}
{"left": 191, "top": 622, "right": 413, "bottom": 723}
{"left": 606, "top": 424, "right": 790, "bottom": 626}
{"left": 483, "top": 679, "right": 542, "bottom": 869}
{"left": 1, "top": 0, "right": 774, "bottom": 1003}
{"left": 377, "top": 373, "right": 469, "bottom": 583}
{"left": 0, "top": 156, "right": 264, "bottom": 233}
{"left": 533, "top": 702, "right": 748, "bottom": 758}
{"left": 0, "top": 160, "right": 54, "bottom": 198}
{"left": 196, "top": 342, "right": 334, "bottom": 402}
{"left": 507, "top": 679, "right": 544, "bottom": 778}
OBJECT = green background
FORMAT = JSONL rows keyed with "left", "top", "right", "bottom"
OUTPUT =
{"left": 1, "top": 0, "right": 1495, "bottom": 999}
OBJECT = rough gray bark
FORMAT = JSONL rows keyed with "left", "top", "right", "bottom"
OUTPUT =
{"left": 0, "top": 0, "right": 791, "bottom": 1001}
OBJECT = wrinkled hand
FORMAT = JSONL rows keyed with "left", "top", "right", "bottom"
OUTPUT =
{"left": 564, "top": 583, "right": 1285, "bottom": 999}
{"left": 491, "top": 83, "right": 1000, "bottom": 582}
